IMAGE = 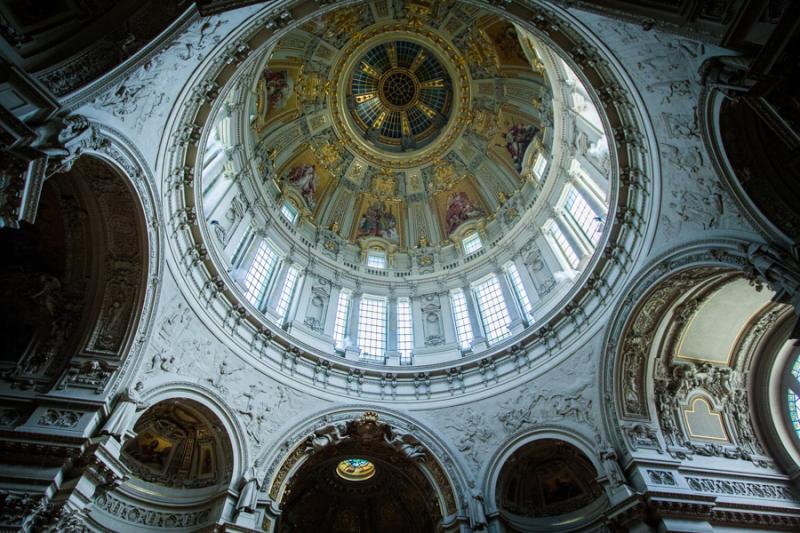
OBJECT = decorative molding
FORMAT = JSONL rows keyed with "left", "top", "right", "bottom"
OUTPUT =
{"left": 95, "top": 492, "right": 211, "bottom": 528}
{"left": 37, "top": 409, "right": 82, "bottom": 429}
{"left": 685, "top": 476, "right": 797, "bottom": 501}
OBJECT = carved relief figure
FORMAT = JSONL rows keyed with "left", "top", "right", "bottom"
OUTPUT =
{"left": 446, "top": 191, "right": 484, "bottom": 234}
{"left": 503, "top": 123, "right": 539, "bottom": 171}
{"left": 357, "top": 201, "right": 399, "bottom": 242}
{"left": 286, "top": 164, "right": 319, "bottom": 208}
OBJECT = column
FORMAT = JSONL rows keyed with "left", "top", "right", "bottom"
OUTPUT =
{"left": 569, "top": 172, "right": 606, "bottom": 217}
{"left": 345, "top": 291, "right": 362, "bottom": 359}
{"left": 555, "top": 211, "right": 589, "bottom": 260}
{"left": 496, "top": 270, "right": 525, "bottom": 334}
{"left": 323, "top": 285, "right": 342, "bottom": 338}
{"left": 266, "top": 259, "right": 292, "bottom": 313}
{"left": 284, "top": 268, "right": 306, "bottom": 326}
{"left": 386, "top": 293, "right": 399, "bottom": 364}
{"left": 463, "top": 284, "right": 488, "bottom": 351}
{"left": 438, "top": 291, "right": 457, "bottom": 345}
{"left": 576, "top": 152, "right": 610, "bottom": 197}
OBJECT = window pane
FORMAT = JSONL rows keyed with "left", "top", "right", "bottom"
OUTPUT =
{"left": 275, "top": 266, "right": 298, "bottom": 319}
{"left": 792, "top": 356, "right": 800, "bottom": 381}
{"left": 243, "top": 241, "right": 278, "bottom": 306}
{"left": 565, "top": 187, "right": 602, "bottom": 244}
{"left": 358, "top": 296, "right": 386, "bottom": 360}
{"left": 367, "top": 250, "right": 386, "bottom": 268}
{"left": 533, "top": 153, "right": 547, "bottom": 179}
{"left": 473, "top": 275, "right": 512, "bottom": 344}
{"left": 506, "top": 263, "right": 534, "bottom": 323}
{"left": 788, "top": 389, "right": 800, "bottom": 438}
{"left": 450, "top": 289, "right": 474, "bottom": 350}
{"left": 281, "top": 201, "right": 299, "bottom": 224}
{"left": 551, "top": 224, "right": 579, "bottom": 268}
{"left": 463, "top": 232, "right": 482, "bottom": 255}
{"left": 397, "top": 297, "right": 413, "bottom": 364}
{"left": 332, "top": 290, "right": 351, "bottom": 349}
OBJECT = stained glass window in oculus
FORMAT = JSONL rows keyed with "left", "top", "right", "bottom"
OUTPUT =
{"left": 243, "top": 241, "right": 279, "bottom": 306}
{"left": 332, "top": 290, "right": 351, "bottom": 350}
{"left": 787, "top": 355, "right": 800, "bottom": 438}
{"left": 473, "top": 276, "right": 512, "bottom": 345}
{"left": 565, "top": 187, "right": 603, "bottom": 244}
{"left": 336, "top": 458, "right": 376, "bottom": 481}
{"left": 789, "top": 389, "right": 800, "bottom": 437}
{"left": 275, "top": 266, "right": 299, "bottom": 319}
{"left": 397, "top": 297, "right": 413, "bottom": 364}
{"left": 358, "top": 296, "right": 387, "bottom": 360}
{"left": 463, "top": 232, "right": 483, "bottom": 255}
{"left": 450, "top": 289, "right": 474, "bottom": 350}
{"left": 506, "top": 263, "right": 534, "bottom": 323}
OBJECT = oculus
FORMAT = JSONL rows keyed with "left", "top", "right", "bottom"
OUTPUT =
{"left": 348, "top": 40, "right": 452, "bottom": 153}
{"left": 336, "top": 458, "right": 376, "bottom": 481}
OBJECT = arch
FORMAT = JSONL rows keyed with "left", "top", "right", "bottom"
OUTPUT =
{"left": 135, "top": 381, "right": 250, "bottom": 489}
{"left": 602, "top": 241, "right": 794, "bottom": 467}
{"left": 483, "top": 429, "right": 609, "bottom": 532}
{"left": 751, "top": 310, "right": 800, "bottom": 477}
{"left": 699, "top": 60, "right": 799, "bottom": 244}
{"left": 0, "top": 148, "right": 153, "bottom": 397}
{"left": 90, "top": 385, "right": 244, "bottom": 533}
{"left": 73, "top": 124, "right": 164, "bottom": 398}
{"left": 121, "top": 398, "right": 234, "bottom": 490}
{"left": 258, "top": 407, "right": 469, "bottom": 531}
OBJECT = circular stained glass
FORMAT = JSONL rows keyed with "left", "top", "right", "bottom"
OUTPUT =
{"left": 787, "top": 355, "right": 800, "bottom": 438}
{"left": 336, "top": 458, "right": 376, "bottom": 481}
{"left": 348, "top": 40, "right": 452, "bottom": 153}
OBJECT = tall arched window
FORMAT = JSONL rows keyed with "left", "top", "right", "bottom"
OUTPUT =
{"left": 786, "top": 354, "right": 800, "bottom": 439}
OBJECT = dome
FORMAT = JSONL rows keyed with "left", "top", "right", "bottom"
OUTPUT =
{"left": 198, "top": 0, "right": 612, "bottom": 368}
{"left": 4, "top": 0, "right": 799, "bottom": 531}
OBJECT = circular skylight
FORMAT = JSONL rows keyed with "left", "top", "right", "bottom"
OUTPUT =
{"left": 348, "top": 40, "right": 452, "bottom": 152}
{"left": 336, "top": 458, "right": 376, "bottom": 481}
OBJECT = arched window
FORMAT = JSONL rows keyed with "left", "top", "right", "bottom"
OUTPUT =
{"left": 786, "top": 354, "right": 800, "bottom": 439}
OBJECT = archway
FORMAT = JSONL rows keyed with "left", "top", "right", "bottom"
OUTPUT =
{"left": 91, "top": 397, "right": 236, "bottom": 531}
{"left": 601, "top": 251, "right": 800, "bottom": 529}
{"left": 278, "top": 445, "right": 439, "bottom": 532}
{"left": 613, "top": 265, "right": 791, "bottom": 460}
{"left": 0, "top": 155, "right": 147, "bottom": 392}
{"left": 267, "top": 411, "right": 462, "bottom": 533}
{"left": 494, "top": 439, "right": 605, "bottom": 532}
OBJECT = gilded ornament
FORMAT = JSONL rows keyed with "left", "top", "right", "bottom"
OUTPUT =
{"left": 372, "top": 170, "right": 397, "bottom": 199}
{"left": 465, "top": 29, "right": 499, "bottom": 71}
{"left": 470, "top": 107, "right": 496, "bottom": 138}
{"left": 326, "top": 8, "right": 361, "bottom": 40}
{"left": 311, "top": 141, "right": 342, "bottom": 170}
{"left": 430, "top": 159, "right": 462, "bottom": 192}
{"left": 296, "top": 67, "right": 330, "bottom": 102}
